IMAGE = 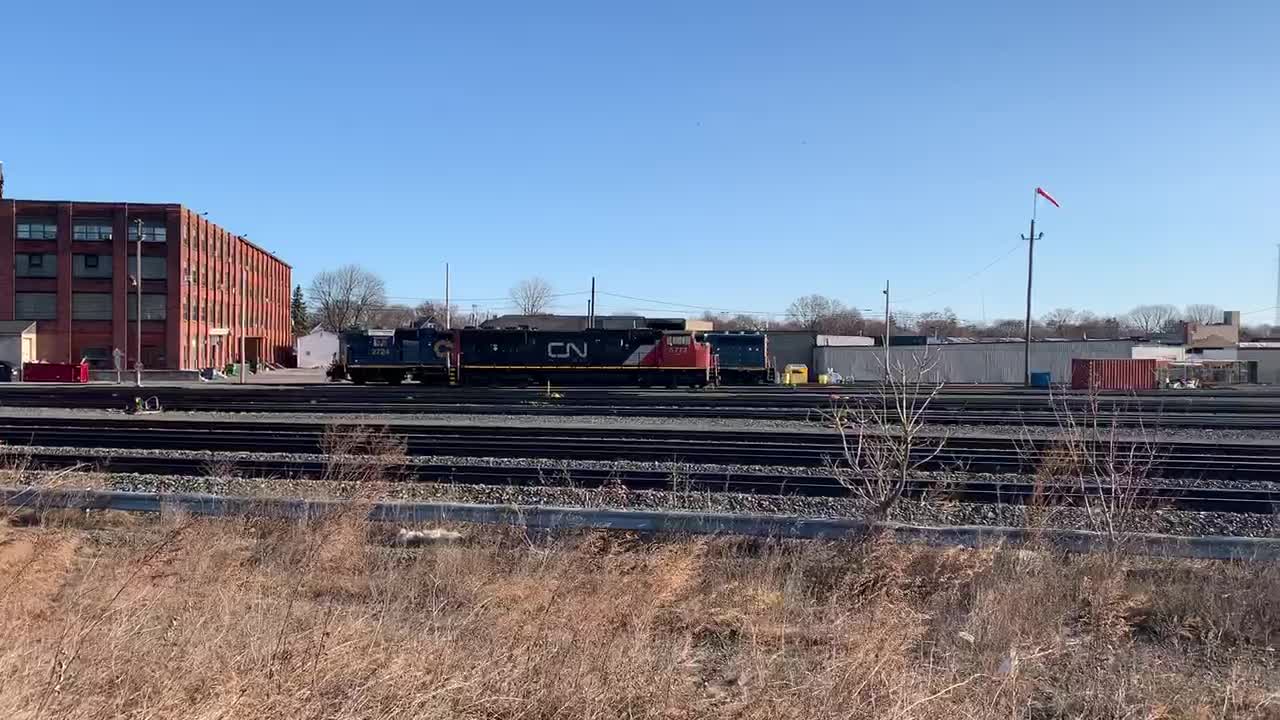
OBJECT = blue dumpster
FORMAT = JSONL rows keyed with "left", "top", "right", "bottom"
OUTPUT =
{"left": 1030, "top": 372, "right": 1052, "bottom": 388}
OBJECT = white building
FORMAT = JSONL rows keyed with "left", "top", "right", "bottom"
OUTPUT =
{"left": 0, "top": 321, "right": 37, "bottom": 376}
{"left": 295, "top": 329, "right": 339, "bottom": 369}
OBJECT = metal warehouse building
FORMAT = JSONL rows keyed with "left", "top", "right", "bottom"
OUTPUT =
{"left": 814, "top": 340, "right": 1140, "bottom": 384}
{"left": 0, "top": 194, "right": 291, "bottom": 371}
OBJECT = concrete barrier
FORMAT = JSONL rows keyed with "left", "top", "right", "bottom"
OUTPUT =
{"left": 4, "top": 487, "right": 1277, "bottom": 562}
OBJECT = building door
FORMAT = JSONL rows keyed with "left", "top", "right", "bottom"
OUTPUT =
{"left": 142, "top": 345, "right": 165, "bottom": 369}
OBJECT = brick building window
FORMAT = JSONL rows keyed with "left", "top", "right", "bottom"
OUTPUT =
{"left": 140, "top": 256, "right": 167, "bottom": 280}
{"left": 73, "top": 254, "right": 112, "bottom": 278}
{"left": 72, "top": 293, "right": 113, "bottom": 320}
{"left": 73, "top": 221, "right": 113, "bottom": 241}
{"left": 16, "top": 254, "right": 57, "bottom": 278}
{"left": 128, "top": 294, "right": 167, "bottom": 321}
{"left": 15, "top": 293, "right": 56, "bottom": 320}
{"left": 16, "top": 220, "right": 57, "bottom": 240}
{"left": 128, "top": 220, "right": 167, "bottom": 243}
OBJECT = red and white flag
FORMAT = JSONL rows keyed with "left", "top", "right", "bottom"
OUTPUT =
{"left": 1035, "top": 187, "right": 1060, "bottom": 208}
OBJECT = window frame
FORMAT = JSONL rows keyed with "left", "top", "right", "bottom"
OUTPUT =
{"left": 15, "top": 292, "right": 57, "bottom": 321}
{"left": 72, "top": 292, "right": 113, "bottom": 321}
{"left": 72, "top": 221, "right": 113, "bottom": 241}
{"left": 16, "top": 220, "right": 57, "bottom": 240}
{"left": 128, "top": 220, "right": 168, "bottom": 243}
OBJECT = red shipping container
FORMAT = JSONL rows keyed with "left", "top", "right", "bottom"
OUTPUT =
{"left": 1070, "top": 358, "right": 1159, "bottom": 391}
{"left": 22, "top": 362, "right": 90, "bottom": 383}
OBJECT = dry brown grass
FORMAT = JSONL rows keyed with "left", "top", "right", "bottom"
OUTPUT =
{"left": 0, "top": 510, "right": 1277, "bottom": 719}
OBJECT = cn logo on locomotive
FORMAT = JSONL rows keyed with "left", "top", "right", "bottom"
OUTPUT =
{"left": 547, "top": 342, "right": 587, "bottom": 359}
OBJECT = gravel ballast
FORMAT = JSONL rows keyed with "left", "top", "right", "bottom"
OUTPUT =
{"left": 0, "top": 406, "right": 1278, "bottom": 443}
{"left": 8, "top": 463, "right": 1276, "bottom": 540}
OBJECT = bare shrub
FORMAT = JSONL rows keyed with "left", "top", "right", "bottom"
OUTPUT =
{"left": 319, "top": 423, "right": 408, "bottom": 490}
{"left": 1034, "top": 389, "right": 1163, "bottom": 551}
{"left": 822, "top": 348, "right": 949, "bottom": 516}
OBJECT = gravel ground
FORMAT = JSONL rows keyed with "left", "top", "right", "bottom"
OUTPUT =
{"left": 8, "top": 461, "right": 1277, "bottom": 539}
{"left": 6, "top": 444, "right": 1280, "bottom": 492}
{"left": 1, "top": 406, "right": 1279, "bottom": 443}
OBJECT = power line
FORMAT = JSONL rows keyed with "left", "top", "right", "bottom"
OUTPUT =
{"left": 382, "top": 290, "right": 592, "bottom": 304}
{"left": 890, "top": 239, "right": 1024, "bottom": 306}
{"left": 1241, "top": 305, "right": 1279, "bottom": 316}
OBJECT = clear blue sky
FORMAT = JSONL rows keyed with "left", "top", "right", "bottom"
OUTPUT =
{"left": 3, "top": 0, "right": 1277, "bottom": 325}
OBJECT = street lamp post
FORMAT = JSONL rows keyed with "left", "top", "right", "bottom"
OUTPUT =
{"left": 133, "top": 218, "right": 144, "bottom": 387}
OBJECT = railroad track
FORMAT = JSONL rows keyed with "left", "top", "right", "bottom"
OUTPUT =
{"left": 2, "top": 385, "right": 1280, "bottom": 427}
{"left": 14, "top": 452, "right": 1280, "bottom": 515}
{"left": 1, "top": 418, "right": 1279, "bottom": 481}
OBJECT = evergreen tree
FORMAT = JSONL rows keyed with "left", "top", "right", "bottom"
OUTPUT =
{"left": 291, "top": 285, "right": 310, "bottom": 336}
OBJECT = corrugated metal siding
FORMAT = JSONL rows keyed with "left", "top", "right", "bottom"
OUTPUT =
{"left": 815, "top": 335, "right": 875, "bottom": 347}
{"left": 764, "top": 332, "right": 818, "bottom": 380}
{"left": 72, "top": 293, "right": 113, "bottom": 320}
{"left": 813, "top": 341, "right": 1138, "bottom": 384}
{"left": 1239, "top": 348, "right": 1280, "bottom": 384}
{"left": 15, "top": 293, "right": 57, "bottom": 321}
{"left": 1070, "top": 359, "right": 1159, "bottom": 390}
{"left": 1131, "top": 345, "right": 1185, "bottom": 361}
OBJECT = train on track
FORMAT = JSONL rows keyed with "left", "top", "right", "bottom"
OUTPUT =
{"left": 329, "top": 327, "right": 733, "bottom": 386}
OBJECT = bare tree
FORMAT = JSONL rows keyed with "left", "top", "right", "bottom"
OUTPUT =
{"left": 699, "top": 312, "right": 769, "bottom": 331}
{"left": 413, "top": 301, "right": 460, "bottom": 327}
{"left": 1241, "top": 323, "right": 1275, "bottom": 340}
{"left": 913, "top": 308, "right": 960, "bottom": 338}
{"left": 986, "top": 318, "right": 1025, "bottom": 338}
{"left": 786, "top": 294, "right": 843, "bottom": 331}
{"left": 308, "top": 265, "right": 387, "bottom": 332}
{"left": 366, "top": 304, "right": 417, "bottom": 328}
{"left": 822, "top": 348, "right": 949, "bottom": 517}
{"left": 510, "top": 277, "right": 554, "bottom": 315}
{"left": 786, "top": 294, "right": 864, "bottom": 333}
{"left": 1124, "top": 304, "right": 1180, "bottom": 336}
{"left": 1042, "top": 308, "right": 1078, "bottom": 335}
{"left": 1183, "top": 304, "right": 1222, "bottom": 325}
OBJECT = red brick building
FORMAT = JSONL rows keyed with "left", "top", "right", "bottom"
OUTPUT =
{"left": 0, "top": 199, "right": 291, "bottom": 371}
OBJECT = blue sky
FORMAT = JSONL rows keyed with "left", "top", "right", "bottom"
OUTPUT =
{"left": 3, "top": 0, "right": 1277, "bottom": 325}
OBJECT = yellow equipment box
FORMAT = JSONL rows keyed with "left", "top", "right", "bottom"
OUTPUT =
{"left": 782, "top": 364, "right": 809, "bottom": 385}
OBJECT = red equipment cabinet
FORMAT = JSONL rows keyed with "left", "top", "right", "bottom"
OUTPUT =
{"left": 22, "top": 362, "right": 90, "bottom": 383}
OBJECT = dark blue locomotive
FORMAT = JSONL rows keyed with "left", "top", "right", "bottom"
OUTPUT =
{"left": 699, "top": 331, "right": 774, "bottom": 384}
{"left": 337, "top": 328, "right": 454, "bottom": 385}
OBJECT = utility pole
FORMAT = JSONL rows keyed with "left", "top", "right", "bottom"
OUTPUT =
{"left": 133, "top": 218, "right": 143, "bottom": 387}
{"left": 589, "top": 276, "right": 596, "bottom": 329}
{"left": 444, "top": 262, "right": 451, "bottom": 330}
{"left": 1021, "top": 201, "right": 1046, "bottom": 387}
{"left": 239, "top": 266, "right": 247, "bottom": 384}
{"left": 1274, "top": 244, "right": 1279, "bottom": 328}
{"left": 882, "top": 280, "right": 890, "bottom": 382}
